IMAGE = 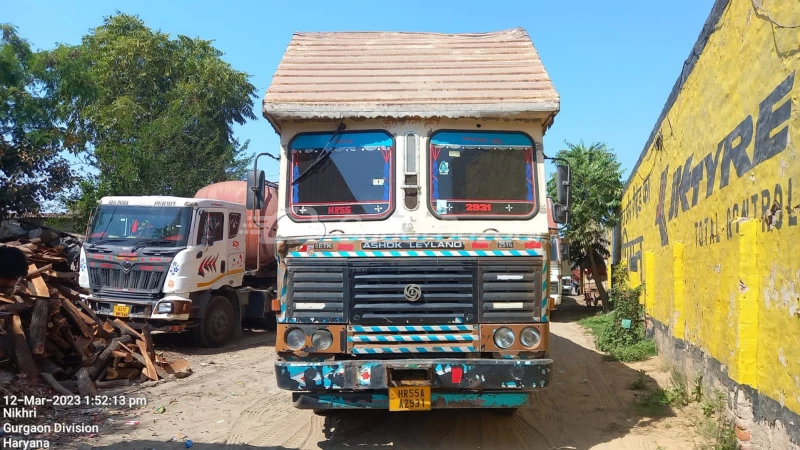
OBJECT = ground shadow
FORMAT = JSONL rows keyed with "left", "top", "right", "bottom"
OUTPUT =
{"left": 74, "top": 442, "right": 298, "bottom": 450}
{"left": 151, "top": 328, "right": 276, "bottom": 357}
{"left": 550, "top": 295, "right": 605, "bottom": 323}
{"left": 311, "top": 298, "right": 677, "bottom": 450}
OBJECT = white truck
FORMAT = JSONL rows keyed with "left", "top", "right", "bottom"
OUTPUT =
{"left": 78, "top": 187, "right": 279, "bottom": 347}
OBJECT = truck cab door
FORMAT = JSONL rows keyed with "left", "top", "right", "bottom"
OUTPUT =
{"left": 196, "top": 209, "right": 228, "bottom": 284}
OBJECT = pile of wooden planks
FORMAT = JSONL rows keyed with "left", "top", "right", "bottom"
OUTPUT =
{"left": 0, "top": 239, "right": 189, "bottom": 394}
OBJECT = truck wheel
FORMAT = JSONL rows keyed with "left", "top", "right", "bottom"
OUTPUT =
{"left": 194, "top": 295, "right": 235, "bottom": 347}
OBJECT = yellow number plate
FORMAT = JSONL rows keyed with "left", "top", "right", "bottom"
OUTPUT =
{"left": 389, "top": 386, "right": 431, "bottom": 411}
{"left": 113, "top": 304, "right": 130, "bottom": 318}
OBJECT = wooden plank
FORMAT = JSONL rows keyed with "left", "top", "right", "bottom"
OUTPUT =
{"left": 61, "top": 328, "right": 87, "bottom": 362}
{"left": 60, "top": 297, "right": 93, "bottom": 338}
{"left": 28, "top": 254, "right": 66, "bottom": 263}
{"left": 101, "top": 322, "right": 115, "bottom": 334}
{"left": 76, "top": 299, "right": 102, "bottom": 324}
{"left": 29, "top": 298, "right": 49, "bottom": 355}
{"left": 62, "top": 297, "right": 95, "bottom": 326}
{"left": 88, "top": 336, "right": 133, "bottom": 380}
{"left": 11, "top": 315, "right": 39, "bottom": 378}
{"left": 77, "top": 367, "right": 98, "bottom": 396}
{"left": 117, "top": 341, "right": 137, "bottom": 355}
{"left": 28, "top": 264, "right": 50, "bottom": 297}
{"left": 136, "top": 340, "right": 158, "bottom": 381}
{"left": 112, "top": 319, "right": 144, "bottom": 341}
{"left": 0, "top": 303, "right": 33, "bottom": 314}
{"left": 42, "top": 373, "right": 75, "bottom": 396}
{"left": 75, "top": 335, "right": 93, "bottom": 351}
{"left": 143, "top": 324, "right": 155, "bottom": 361}
{"left": 54, "top": 283, "right": 81, "bottom": 301}
{"left": 0, "top": 295, "right": 15, "bottom": 304}
{"left": 26, "top": 264, "right": 53, "bottom": 279}
{"left": 163, "top": 358, "right": 191, "bottom": 374}
{"left": 43, "top": 270, "right": 79, "bottom": 279}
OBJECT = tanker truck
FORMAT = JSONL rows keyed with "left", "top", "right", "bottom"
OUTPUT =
{"left": 77, "top": 180, "right": 279, "bottom": 347}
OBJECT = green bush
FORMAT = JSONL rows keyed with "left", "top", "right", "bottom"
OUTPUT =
{"left": 578, "top": 283, "right": 657, "bottom": 362}
{"left": 577, "top": 313, "right": 613, "bottom": 336}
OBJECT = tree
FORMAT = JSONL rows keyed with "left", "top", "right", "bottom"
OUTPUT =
{"left": 47, "top": 14, "right": 257, "bottom": 221}
{"left": 0, "top": 24, "right": 73, "bottom": 219}
{"left": 548, "top": 141, "right": 623, "bottom": 311}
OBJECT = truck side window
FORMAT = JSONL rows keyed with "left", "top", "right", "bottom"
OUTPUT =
{"left": 196, "top": 212, "right": 225, "bottom": 244}
{"left": 228, "top": 213, "right": 241, "bottom": 239}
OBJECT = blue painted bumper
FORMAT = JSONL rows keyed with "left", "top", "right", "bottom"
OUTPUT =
{"left": 292, "top": 391, "right": 532, "bottom": 409}
{"left": 275, "top": 358, "right": 552, "bottom": 391}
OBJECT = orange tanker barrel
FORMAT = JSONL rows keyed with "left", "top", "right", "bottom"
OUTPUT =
{"left": 195, "top": 180, "right": 279, "bottom": 271}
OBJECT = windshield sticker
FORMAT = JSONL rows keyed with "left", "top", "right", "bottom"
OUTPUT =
{"left": 438, "top": 161, "right": 450, "bottom": 176}
{"left": 289, "top": 131, "right": 393, "bottom": 220}
{"left": 229, "top": 253, "right": 244, "bottom": 271}
{"left": 428, "top": 132, "right": 537, "bottom": 218}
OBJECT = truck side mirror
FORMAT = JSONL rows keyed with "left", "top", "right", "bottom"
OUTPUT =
{"left": 247, "top": 169, "right": 266, "bottom": 211}
{"left": 553, "top": 165, "right": 571, "bottom": 225}
{"left": 556, "top": 165, "right": 570, "bottom": 206}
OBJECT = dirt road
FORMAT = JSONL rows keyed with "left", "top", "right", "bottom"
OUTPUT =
{"left": 67, "top": 298, "right": 701, "bottom": 450}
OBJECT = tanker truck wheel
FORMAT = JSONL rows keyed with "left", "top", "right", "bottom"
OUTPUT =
{"left": 194, "top": 295, "right": 234, "bottom": 347}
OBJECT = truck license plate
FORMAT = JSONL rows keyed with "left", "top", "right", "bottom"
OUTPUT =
{"left": 389, "top": 386, "right": 431, "bottom": 411}
{"left": 113, "top": 304, "right": 130, "bottom": 318}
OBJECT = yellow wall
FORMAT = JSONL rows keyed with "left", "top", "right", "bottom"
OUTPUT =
{"left": 619, "top": 0, "right": 800, "bottom": 415}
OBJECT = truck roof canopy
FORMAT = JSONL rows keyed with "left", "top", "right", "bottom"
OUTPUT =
{"left": 263, "top": 28, "right": 560, "bottom": 131}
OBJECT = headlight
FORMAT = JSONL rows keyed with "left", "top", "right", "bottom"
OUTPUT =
{"left": 311, "top": 329, "right": 333, "bottom": 350}
{"left": 493, "top": 327, "right": 515, "bottom": 349}
{"left": 285, "top": 328, "right": 306, "bottom": 350}
{"left": 156, "top": 302, "right": 173, "bottom": 314}
{"left": 520, "top": 327, "right": 541, "bottom": 348}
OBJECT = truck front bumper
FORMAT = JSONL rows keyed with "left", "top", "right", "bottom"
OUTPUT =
{"left": 277, "top": 358, "right": 552, "bottom": 409}
{"left": 85, "top": 294, "right": 192, "bottom": 324}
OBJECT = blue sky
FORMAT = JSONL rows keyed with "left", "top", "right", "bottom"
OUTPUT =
{"left": 7, "top": 0, "right": 713, "bottom": 183}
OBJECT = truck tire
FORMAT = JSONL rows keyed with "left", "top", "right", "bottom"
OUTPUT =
{"left": 194, "top": 295, "right": 235, "bottom": 347}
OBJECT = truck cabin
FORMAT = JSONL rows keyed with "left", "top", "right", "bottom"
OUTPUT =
{"left": 260, "top": 28, "right": 568, "bottom": 411}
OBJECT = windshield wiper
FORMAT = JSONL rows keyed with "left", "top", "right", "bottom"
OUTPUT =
{"left": 131, "top": 238, "right": 175, "bottom": 252}
{"left": 88, "top": 237, "right": 129, "bottom": 249}
{"left": 291, "top": 123, "right": 346, "bottom": 186}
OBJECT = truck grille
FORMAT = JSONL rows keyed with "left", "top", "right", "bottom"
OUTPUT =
{"left": 284, "top": 257, "right": 543, "bottom": 324}
{"left": 347, "top": 325, "right": 479, "bottom": 355}
{"left": 350, "top": 260, "right": 477, "bottom": 324}
{"left": 89, "top": 267, "right": 166, "bottom": 291}
{"left": 480, "top": 261, "right": 543, "bottom": 322}
{"left": 286, "top": 261, "right": 345, "bottom": 322}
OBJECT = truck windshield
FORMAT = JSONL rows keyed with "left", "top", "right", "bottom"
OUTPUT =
{"left": 87, "top": 205, "right": 193, "bottom": 247}
{"left": 429, "top": 131, "right": 537, "bottom": 218}
{"left": 288, "top": 131, "right": 394, "bottom": 220}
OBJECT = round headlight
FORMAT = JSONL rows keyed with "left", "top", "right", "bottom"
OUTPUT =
{"left": 311, "top": 329, "right": 334, "bottom": 350}
{"left": 285, "top": 328, "right": 306, "bottom": 350}
{"left": 520, "top": 327, "right": 541, "bottom": 348}
{"left": 493, "top": 327, "right": 515, "bottom": 349}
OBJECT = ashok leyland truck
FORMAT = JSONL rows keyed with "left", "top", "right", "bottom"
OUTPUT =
{"left": 262, "top": 28, "right": 571, "bottom": 411}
